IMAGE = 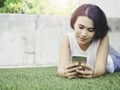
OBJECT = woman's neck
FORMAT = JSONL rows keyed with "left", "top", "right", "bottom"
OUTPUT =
{"left": 79, "top": 42, "right": 92, "bottom": 51}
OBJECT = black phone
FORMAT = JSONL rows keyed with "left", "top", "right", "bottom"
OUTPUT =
{"left": 72, "top": 56, "right": 87, "bottom": 63}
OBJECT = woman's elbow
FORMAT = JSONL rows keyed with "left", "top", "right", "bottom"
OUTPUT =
{"left": 57, "top": 68, "right": 66, "bottom": 77}
{"left": 93, "top": 69, "right": 106, "bottom": 77}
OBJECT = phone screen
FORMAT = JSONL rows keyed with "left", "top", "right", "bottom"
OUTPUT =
{"left": 72, "top": 56, "right": 87, "bottom": 63}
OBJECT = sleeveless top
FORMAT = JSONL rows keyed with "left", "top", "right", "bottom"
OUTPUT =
{"left": 67, "top": 32, "right": 114, "bottom": 73}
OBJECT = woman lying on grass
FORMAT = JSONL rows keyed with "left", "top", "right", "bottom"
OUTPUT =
{"left": 57, "top": 4, "right": 120, "bottom": 79}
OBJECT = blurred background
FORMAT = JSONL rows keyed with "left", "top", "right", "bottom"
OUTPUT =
{"left": 0, "top": 0, "right": 120, "bottom": 68}
{"left": 0, "top": 0, "right": 120, "bottom": 17}
{"left": 0, "top": 0, "right": 78, "bottom": 15}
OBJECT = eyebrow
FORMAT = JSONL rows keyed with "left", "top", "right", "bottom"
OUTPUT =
{"left": 78, "top": 24, "right": 94, "bottom": 29}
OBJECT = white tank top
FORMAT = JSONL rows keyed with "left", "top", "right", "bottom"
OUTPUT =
{"left": 67, "top": 32, "right": 114, "bottom": 73}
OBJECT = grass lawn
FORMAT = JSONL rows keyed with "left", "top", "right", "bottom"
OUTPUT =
{"left": 0, "top": 66, "right": 120, "bottom": 90}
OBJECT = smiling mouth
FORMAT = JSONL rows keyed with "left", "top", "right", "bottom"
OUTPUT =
{"left": 79, "top": 37, "right": 87, "bottom": 41}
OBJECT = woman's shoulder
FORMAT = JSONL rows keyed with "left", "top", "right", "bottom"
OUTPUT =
{"left": 65, "top": 32, "right": 75, "bottom": 40}
{"left": 65, "top": 32, "right": 74, "bottom": 37}
{"left": 92, "top": 39, "right": 100, "bottom": 46}
{"left": 60, "top": 32, "right": 76, "bottom": 50}
{"left": 60, "top": 33, "right": 70, "bottom": 47}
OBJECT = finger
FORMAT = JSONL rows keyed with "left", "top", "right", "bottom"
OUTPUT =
{"left": 78, "top": 74, "right": 93, "bottom": 78}
{"left": 65, "top": 66, "right": 81, "bottom": 73}
{"left": 66, "top": 72, "right": 77, "bottom": 76}
{"left": 81, "top": 64, "right": 93, "bottom": 70}
{"left": 77, "top": 65, "right": 83, "bottom": 70}
{"left": 67, "top": 75, "right": 77, "bottom": 79}
{"left": 76, "top": 69, "right": 93, "bottom": 75}
{"left": 65, "top": 62, "right": 79, "bottom": 69}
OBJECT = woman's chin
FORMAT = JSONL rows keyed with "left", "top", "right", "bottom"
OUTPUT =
{"left": 78, "top": 41, "right": 86, "bottom": 45}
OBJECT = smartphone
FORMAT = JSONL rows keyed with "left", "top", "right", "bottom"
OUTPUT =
{"left": 72, "top": 56, "right": 87, "bottom": 63}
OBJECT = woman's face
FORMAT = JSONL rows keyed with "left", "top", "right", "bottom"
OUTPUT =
{"left": 74, "top": 16, "right": 95, "bottom": 47}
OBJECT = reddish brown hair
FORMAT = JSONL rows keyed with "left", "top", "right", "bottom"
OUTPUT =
{"left": 70, "top": 4, "right": 110, "bottom": 40}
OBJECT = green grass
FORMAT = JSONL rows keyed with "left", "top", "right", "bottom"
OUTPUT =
{"left": 0, "top": 66, "right": 120, "bottom": 90}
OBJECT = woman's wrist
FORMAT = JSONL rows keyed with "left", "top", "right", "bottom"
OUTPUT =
{"left": 92, "top": 69, "right": 96, "bottom": 77}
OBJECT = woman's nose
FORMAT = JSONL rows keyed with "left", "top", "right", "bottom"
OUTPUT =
{"left": 81, "top": 30, "right": 87, "bottom": 36}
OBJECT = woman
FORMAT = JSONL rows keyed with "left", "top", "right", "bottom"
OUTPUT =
{"left": 57, "top": 4, "right": 120, "bottom": 79}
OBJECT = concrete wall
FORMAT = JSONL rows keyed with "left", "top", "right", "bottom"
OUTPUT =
{"left": 0, "top": 14, "right": 72, "bottom": 67}
{"left": 0, "top": 14, "right": 120, "bottom": 68}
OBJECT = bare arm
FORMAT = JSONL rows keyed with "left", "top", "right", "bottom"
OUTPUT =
{"left": 93, "top": 34, "right": 109, "bottom": 77}
{"left": 57, "top": 35, "right": 80, "bottom": 78}
{"left": 58, "top": 35, "right": 71, "bottom": 69}
{"left": 76, "top": 35, "right": 109, "bottom": 78}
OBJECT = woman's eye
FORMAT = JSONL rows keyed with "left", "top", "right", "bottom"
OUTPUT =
{"left": 88, "top": 29, "right": 95, "bottom": 32}
{"left": 79, "top": 26, "right": 84, "bottom": 29}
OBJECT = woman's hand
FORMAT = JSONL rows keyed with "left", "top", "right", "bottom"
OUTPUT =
{"left": 58, "top": 62, "right": 82, "bottom": 79}
{"left": 64, "top": 62, "right": 81, "bottom": 79}
{"left": 76, "top": 64, "right": 95, "bottom": 78}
